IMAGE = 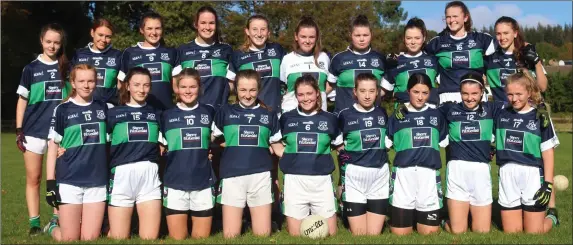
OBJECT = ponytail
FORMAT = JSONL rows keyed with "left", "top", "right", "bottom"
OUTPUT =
{"left": 39, "top": 23, "right": 68, "bottom": 87}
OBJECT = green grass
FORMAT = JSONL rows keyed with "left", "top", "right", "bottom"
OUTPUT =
{"left": 2, "top": 133, "right": 572, "bottom": 244}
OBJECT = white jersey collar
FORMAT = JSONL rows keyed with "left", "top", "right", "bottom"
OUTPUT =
{"left": 194, "top": 38, "right": 215, "bottom": 47}
{"left": 177, "top": 102, "right": 199, "bottom": 111}
{"left": 450, "top": 31, "right": 468, "bottom": 40}
{"left": 249, "top": 44, "right": 267, "bottom": 52}
{"left": 137, "top": 42, "right": 160, "bottom": 50}
{"left": 69, "top": 97, "right": 93, "bottom": 106}
{"left": 88, "top": 42, "right": 112, "bottom": 53}
{"left": 297, "top": 106, "right": 318, "bottom": 116}
{"left": 403, "top": 51, "right": 423, "bottom": 58}
{"left": 238, "top": 102, "right": 260, "bottom": 109}
{"left": 405, "top": 102, "right": 434, "bottom": 112}
{"left": 353, "top": 103, "right": 375, "bottom": 113}
{"left": 37, "top": 54, "right": 58, "bottom": 65}
{"left": 126, "top": 102, "right": 147, "bottom": 108}
{"left": 347, "top": 46, "right": 371, "bottom": 55}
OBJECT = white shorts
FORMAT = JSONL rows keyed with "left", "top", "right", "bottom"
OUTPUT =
{"left": 108, "top": 161, "right": 162, "bottom": 207}
{"left": 282, "top": 174, "right": 337, "bottom": 220}
{"left": 217, "top": 171, "right": 273, "bottom": 208}
{"left": 59, "top": 183, "right": 106, "bottom": 204}
{"left": 439, "top": 92, "right": 487, "bottom": 104}
{"left": 342, "top": 164, "right": 390, "bottom": 203}
{"left": 281, "top": 91, "right": 328, "bottom": 113}
{"left": 446, "top": 160, "right": 492, "bottom": 206}
{"left": 498, "top": 163, "right": 542, "bottom": 209}
{"left": 23, "top": 136, "right": 47, "bottom": 155}
{"left": 389, "top": 166, "right": 443, "bottom": 212}
{"left": 163, "top": 187, "right": 214, "bottom": 211}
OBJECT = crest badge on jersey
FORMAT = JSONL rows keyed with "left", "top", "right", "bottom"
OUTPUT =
{"left": 213, "top": 49, "right": 221, "bottom": 58}
{"left": 479, "top": 110, "right": 487, "bottom": 118}
{"left": 424, "top": 59, "right": 433, "bottom": 67}
{"left": 96, "top": 110, "right": 106, "bottom": 119}
{"left": 106, "top": 58, "right": 116, "bottom": 66}
{"left": 260, "top": 115, "right": 269, "bottom": 124}
{"left": 468, "top": 39, "right": 477, "bottom": 48}
{"left": 161, "top": 53, "right": 169, "bottom": 61}
{"left": 318, "top": 121, "right": 328, "bottom": 131}
{"left": 526, "top": 120, "right": 537, "bottom": 130}
{"left": 430, "top": 116, "right": 438, "bottom": 126}
{"left": 318, "top": 61, "right": 326, "bottom": 69}
{"left": 267, "top": 48, "right": 276, "bottom": 57}
{"left": 371, "top": 58, "right": 380, "bottom": 67}
{"left": 378, "top": 116, "right": 385, "bottom": 126}
{"left": 200, "top": 114, "right": 210, "bottom": 125}
{"left": 147, "top": 113, "right": 156, "bottom": 120}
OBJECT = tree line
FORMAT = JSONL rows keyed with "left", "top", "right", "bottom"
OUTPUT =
{"left": 2, "top": 1, "right": 571, "bottom": 121}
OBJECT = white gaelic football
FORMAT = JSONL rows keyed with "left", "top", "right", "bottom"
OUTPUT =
{"left": 554, "top": 175, "right": 569, "bottom": 191}
{"left": 300, "top": 214, "right": 329, "bottom": 239}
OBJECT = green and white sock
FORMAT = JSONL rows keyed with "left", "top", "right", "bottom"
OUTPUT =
{"left": 29, "top": 215, "right": 40, "bottom": 228}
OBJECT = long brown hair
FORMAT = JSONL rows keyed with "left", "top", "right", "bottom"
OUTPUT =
{"left": 401, "top": 17, "right": 428, "bottom": 52}
{"left": 92, "top": 18, "right": 114, "bottom": 33}
{"left": 234, "top": 69, "right": 269, "bottom": 110}
{"left": 63, "top": 64, "right": 97, "bottom": 103}
{"left": 40, "top": 23, "right": 68, "bottom": 87}
{"left": 294, "top": 74, "right": 322, "bottom": 112}
{"left": 293, "top": 16, "right": 322, "bottom": 66}
{"left": 174, "top": 68, "right": 201, "bottom": 102}
{"left": 495, "top": 16, "right": 526, "bottom": 68}
{"left": 241, "top": 15, "right": 270, "bottom": 52}
{"left": 194, "top": 6, "right": 222, "bottom": 43}
{"left": 506, "top": 69, "right": 543, "bottom": 106}
{"left": 118, "top": 67, "right": 152, "bottom": 105}
{"left": 440, "top": 1, "right": 473, "bottom": 35}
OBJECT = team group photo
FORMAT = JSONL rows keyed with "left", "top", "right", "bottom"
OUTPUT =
{"left": 1, "top": 0, "right": 572, "bottom": 244}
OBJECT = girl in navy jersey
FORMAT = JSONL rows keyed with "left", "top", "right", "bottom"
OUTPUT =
{"left": 280, "top": 16, "right": 334, "bottom": 113}
{"left": 485, "top": 16, "right": 547, "bottom": 102}
{"left": 71, "top": 18, "right": 122, "bottom": 105}
{"left": 107, "top": 67, "right": 162, "bottom": 240}
{"left": 440, "top": 73, "right": 505, "bottom": 234}
{"left": 330, "top": 15, "right": 386, "bottom": 113}
{"left": 16, "top": 23, "right": 69, "bottom": 236}
{"left": 425, "top": 1, "right": 496, "bottom": 104}
{"left": 118, "top": 12, "right": 178, "bottom": 111}
{"left": 173, "top": 6, "right": 234, "bottom": 109}
{"left": 273, "top": 75, "right": 340, "bottom": 237}
{"left": 160, "top": 68, "right": 215, "bottom": 239}
{"left": 382, "top": 18, "right": 439, "bottom": 107}
{"left": 336, "top": 73, "right": 390, "bottom": 235}
{"left": 44, "top": 64, "right": 108, "bottom": 241}
{"left": 388, "top": 73, "right": 447, "bottom": 235}
{"left": 496, "top": 70, "right": 559, "bottom": 233}
{"left": 212, "top": 70, "right": 283, "bottom": 238}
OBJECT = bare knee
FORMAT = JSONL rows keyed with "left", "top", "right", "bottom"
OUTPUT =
{"left": 26, "top": 174, "right": 41, "bottom": 187}
{"left": 80, "top": 234, "right": 100, "bottom": 241}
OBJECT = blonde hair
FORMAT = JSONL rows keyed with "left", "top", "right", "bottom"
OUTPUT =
{"left": 506, "top": 69, "right": 543, "bottom": 106}
{"left": 63, "top": 64, "right": 96, "bottom": 102}
{"left": 174, "top": 68, "right": 201, "bottom": 102}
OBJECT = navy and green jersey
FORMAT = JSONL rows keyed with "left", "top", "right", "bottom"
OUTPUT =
{"left": 212, "top": 103, "right": 280, "bottom": 179}
{"left": 107, "top": 103, "right": 161, "bottom": 168}
{"left": 160, "top": 103, "right": 216, "bottom": 191}
{"left": 425, "top": 31, "right": 496, "bottom": 94}
{"left": 119, "top": 42, "right": 178, "bottom": 110}
{"left": 71, "top": 43, "right": 122, "bottom": 104}
{"left": 381, "top": 52, "right": 439, "bottom": 105}
{"left": 230, "top": 43, "right": 286, "bottom": 112}
{"left": 336, "top": 104, "right": 389, "bottom": 168}
{"left": 440, "top": 101, "right": 505, "bottom": 163}
{"left": 388, "top": 104, "right": 447, "bottom": 170}
{"left": 278, "top": 108, "right": 339, "bottom": 175}
{"left": 17, "top": 55, "right": 70, "bottom": 139}
{"left": 173, "top": 39, "right": 234, "bottom": 109}
{"left": 48, "top": 98, "right": 108, "bottom": 187}
{"left": 495, "top": 107, "right": 559, "bottom": 167}
{"left": 329, "top": 47, "right": 385, "bottom": 112}
{"left": 484, "top": 49, "right": 546, "bottom": 102}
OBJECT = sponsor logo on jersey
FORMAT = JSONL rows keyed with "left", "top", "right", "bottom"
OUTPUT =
{"left": 397, "top": 63, "right": 406, "bottom": 69}
{"left": 229, "top": 114, "right": 240, "bottom": 119}
{"left": 371, "top": 58, "right": 379, "bottom": 67}
{"left": 212, "top": 49, "right": 221, "bottom": 58}
{"left": 501, "top": 117, "right": 510, "bottom": 122}
{"left": 452, "top": 51, "right": 470, "bottom": 67}
{"left": 318, "top": 121, "right": 328, "bottom": 131}
{"left": 132, "top": 55, "right": 142, "bottom": 61}
{"left": 254, "top": 60, "right": 273, "bottom": 77}
{"left": 378, "top": 116, "right": 385, "bottom": 125}
{"left": 68, "top": 113, "right": 78, "bottom": 119}
{"left": 267, "top": 48, "right": 276, "bottom": 57}
{"left": 44, "top": 81, "right": 62, "bottom": 101}
{"left": 195, "top": 61, "right": 212, "bottom": 77}
{"left": 128, "top": 122, "right": 149, "bottom": 141}
{"left": 260, "top": 115, "right": 269, "bottom": 124}
{"left": 288, "top": 122, "right": 298, "bottom": 127}
{"left": 169, "top": 117, "right": 180, "bottom": 123}
{"left": 297, "top": 133, "right": 318, "bottom": 153}
{"left": 424, "top": 59, "right": 433, "bottom": 67}
{"left": 360, "top": 128, "right": 381, "bottom": 150}
{"left": 505, "top": 130, "right": 524, "bottom": 152}
{"left": 93, "top": 57, "right": 103, "bottom": 64}
{"left": 116, "top": 113, "right": 126, "bottom": 118}
{"left": 343, "top": 60, "right": 353, "bottom": 66}
{"left": 181, "top": 128, "right": 202, "bottom": 148}
{"left": 161, "top": 53, "right": 169, "bottom": 61}
{"left": 79, "top": 58, "right": 89, "bottom": 62}
{"left": 34, "top": 71, "right": 44, "bottom": 77}
{"left": 348, "top": 120, "right": 358, "bottom": 126}
{"left": 412, "top": 128, "right": 432, "bottom": 148}
{"left": 468, "top": 39, "right": 477, "bottom": 48}
{"left": 107, "top": 58, "right": 116, "bottom": 66}
{"left": 185, "top": 50, "right": 196, "bottom": 56}
{"left": 81, "top": 123, "right": 101, "bottom": 144}
{"left": 97, "top": 110, "right": 106, "bottom": 119}
{"left": 200, "top": 114, "right": 210, "bottom": 124}
{"left": 239, "top": 125, "right": 259, "bottom": 146}
{"left": 452, "top": 111, "right": 461, "bottom": 116}
{"left": 240, "top": 54, "right": 251, "bottom": 60}
{"left": 526, "top": 120, "right": 537, "bottom": 130}
{"left": 460, "top": 121, "right": 481, "bottom": 141}
{"left": 441, "top": 43, "right": 451, "bottom": 48}
{"left": 430, "top": 116, "right": 438, "bottom": 126}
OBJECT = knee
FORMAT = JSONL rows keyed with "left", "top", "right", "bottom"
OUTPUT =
{"left": 170, "top": 233, "right": 187, "bottom": 240}
{"left": 26, "top": 175, "right": 41, "bottom": 186}
{"left": 418, "top": 228, "right": 440, "bottom": 235}
{"left": 450, "top": 226, "right": 467, "bottom": 234}
{"left": 80, "top": 234, "right": 100, "bottom": 241}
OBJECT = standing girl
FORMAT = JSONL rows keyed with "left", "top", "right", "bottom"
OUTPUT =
{"left": 280, "top": 16, "right": 334, "bottom": 113}
{"left": 485, "top": 16, "right": 547, "bottom": 102}
{"left": 495, "top": 70, "right": 559, "bottom": 233}
{"left": 119, "top": 12, "right": 178, "bottom": 111}
{"left": 107, "top": 67, "right": 162, "bottom": 240}
{"left": 330, "top": 15, "right": 386, "bottom": 113}
{"left": 275, "top": 75, "right": 340, "bottom": 236}
{"left": 336, "top": 73, "right": 390, "bottom": 235}
{"left": 387, "top": 73, "right": 448, "bottom": 235}
{"left": 382, "top": 17, "right": 440, "bottom": 107}
{"left": 44, "top": 64, "right": 108, "bottom": 241}
{"left": 173, "top": 6, "right": 235, "bottom": 109}
{"left": 71, "top": 18, "right": 122, "bottom": 105}
{"left": 425, "top": 1, "right": 496, "bottom": 104}
{"left": 160, "top": 68, "right": 216, "bottom": 239}
{"left": 16, "top": 23, "right": 69, "bottom": 236}
{"left": 212, "top": 70, "right": 283, "bottom": 238}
